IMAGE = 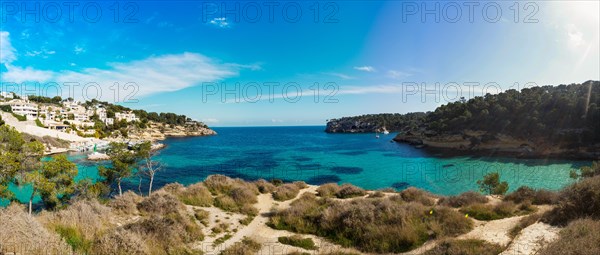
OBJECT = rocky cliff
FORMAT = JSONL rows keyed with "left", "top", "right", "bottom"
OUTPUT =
{"left": 116, "top": 121, "right": 216, "bottom": 141}
{"left": 393, "top": 130, "right": 600, "bottom": 160}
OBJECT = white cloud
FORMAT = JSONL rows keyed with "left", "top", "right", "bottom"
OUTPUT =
{"left": 387, "top": 70, "right": 411, "bottom": 79}
{"left": 353, "top": 66, "right": 375, "bottom": 72}
{"left": 74, "top": 45, "right": 86, "bottom": 54}
{"left": 0, "top": 31, "right": 16, "bottom": 64}
{"left": 2, "top": 53, "right": 239, "bottom": 101}
{"left": 209, "top": 17, "right": 230, "bottom": 28}
{"left": 339, "top": 84, "right": 403, "bottom": 95}
{"left": 1, "top": 30, "right": 251, "bottom": 102}
{"left": 325, "top": 72, "right": 354, "bottom": 80}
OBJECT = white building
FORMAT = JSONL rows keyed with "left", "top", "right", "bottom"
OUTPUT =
{"left": 115, "top": 111, "right": 139, "bottom": 122}
{"left": 8, "top": 99, "right": 38, "bottom": 120}
{"left": 0, "top": 92, "right": 14, "bottom": 99}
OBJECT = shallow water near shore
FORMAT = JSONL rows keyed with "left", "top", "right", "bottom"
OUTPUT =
{"left": 4, "top": 126, "right": 591, "bottom": 205}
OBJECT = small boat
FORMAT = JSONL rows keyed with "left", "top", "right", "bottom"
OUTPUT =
{"left": 375, "top": 132, "right": 380, "bottom": 139}
{"left": 383, "top": 130, "right": 390, "bottom": 135}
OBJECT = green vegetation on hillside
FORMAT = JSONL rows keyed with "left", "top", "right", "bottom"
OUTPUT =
{"left": 427, "top": 81, "right": 599, "bottom": 144}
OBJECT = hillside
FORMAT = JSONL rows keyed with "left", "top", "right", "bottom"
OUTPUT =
{"left": 326, "top": 81, "right": 600, "bottom": 159}
{"left": 325, "top": 112, "right": 427, "bottom": 133}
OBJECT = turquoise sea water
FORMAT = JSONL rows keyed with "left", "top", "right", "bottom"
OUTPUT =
{"left": 4, "top": 126, "right": 591, "bottom": 205}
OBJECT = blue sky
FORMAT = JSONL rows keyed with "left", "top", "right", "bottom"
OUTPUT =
{"left": 1, "top": 1, "right": 598, "bottom": 126}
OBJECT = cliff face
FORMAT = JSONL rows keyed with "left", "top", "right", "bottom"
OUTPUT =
{"left": 121, "top": 121, "right": 216, "bottom": 141}
{"left": 393, "top": 130, "right": 600, "bottom": 160}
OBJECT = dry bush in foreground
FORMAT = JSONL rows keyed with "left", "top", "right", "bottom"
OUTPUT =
{"left": 125, "top": 214, "right": 203, "bottom": 254}
{"left": 397, "top": 187, "right": 436, "bottom": 206}
{"left": 137, "top": 191, "right": 184, "bottom": 215}
{"left": 335, "top": 184, "right": 367, "bottom": 199}
{"left": 0, "top": 204, "right": 71, "bottom": 255}
{"left": 278, "top": 235, "right": 318, "bottom": 250}
{"left": 255, "top": 179, "right": 276, "bottom": 193}
{"left": 109, "top": 191, "right": 143, "bottom": 215}
{"left": 176, "top": 183, "right": 214, "bottom": 207}
{"left": 273, "top": 183, "right": 302, "bottom": 201}
{"left": 504, "top": 186, "right": 558, "bottom": 205}
{"left": 91, "top": 228, "right": 149, "bottom": 255}
{"left": 460, "top": 201, "right": 535, "bottom": 221}
{"left": 317, "top": 183, "right": 340, "bottom": 197}
{"left": 423, "top": 239, "right": 503, "bottom": 255}
{"left": 543, "top": 175, "right": 600, "bottom": 225}
{"left": 38, "top": 199, "right": 114, "bottom": 253}
{"left": 203, "top": 175, "right": 259, "bottom": 214}
{"left": 220, "top": 237, "right": 262, "bottom": 255}
{"left": 538, "top": 218, "right": 600, "bottom": 255}
{"left": 438, "top": 191, "right": 488, "bottom": 207}
{"left": 269, "top": 193, "right": 472, "bottom": 253}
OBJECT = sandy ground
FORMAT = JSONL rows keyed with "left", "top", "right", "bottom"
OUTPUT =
{"left": 500, "top": 222, "right": 560, "bottom": 255}
{"left": 185, "top": 187, "right": 563, "bottom": 255}
{"left": 192, "top": 185, "right": 360, "bottom": 255}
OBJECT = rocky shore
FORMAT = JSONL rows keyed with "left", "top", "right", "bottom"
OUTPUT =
{"left": 113, "top": 121, "right": 217, "bottom": 142}
{"left": 393, "top": 130, "right": 600, "bottom": 160}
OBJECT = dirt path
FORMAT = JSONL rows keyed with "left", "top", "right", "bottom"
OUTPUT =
{"left": 198, "top": 186, "right": 358, "bottom": 255}
{"left": 500, "top": 222, "right": 560, "bottom": 255}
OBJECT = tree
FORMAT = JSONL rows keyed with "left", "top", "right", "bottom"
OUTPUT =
{"left": 477, "top": 172, "right": 509, "bottom": 195}
{"left": 98, "top": 142, "right": 140, "bottom": 196}
{"left": 18, "top": 141, "right": 44, "bottom": 214}
{"left": 135, "top": 141, "right": 164, "bottom": 196}
{"left": 38, "top": 155, "right": 78, "bottom": 210}
{"left": 0, "top": 126, "right": 25, "bottom": 201}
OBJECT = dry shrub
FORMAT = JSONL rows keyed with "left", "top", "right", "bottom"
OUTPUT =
{"left": 39, "top": 199, "right": 114, "bottom": 244}
{"left": 543, "top": 175, "right": 600, "bottom": 225}
{"left": 273, "top": 183, "right": 301, "bottom": 201}
{"left": 137, "top": 191, "right": 184, "bottom": 216}
{"left": 460, "top": 201, "right": 530, "bottom": 221}
{"left": 278, "top": 235, "right": 317, "bottom": 250}
{"left": 204, "top": 174, "right": 235, "bottom": 194}
{"left": 128, "top": 191, "right": 204, "bottom": 254}
{"left": 161, "top": 182, "right": 185, "bottom": 194}
{"left": 397, "top": 187, "right": 436, "bottom": 206}
{"left": 428, "top": 207, "right": 474, "bottom": 237}
{"left": 504, "top": 186, "right": 558, "bottom": 205}
{"left": 335, "top": 184, "right": 366, "bottom": 199}
{"left": 203, "top": 175, "right": 259, "bottom": 214}
{"left": 509, "top": 213, "right": 541, "bottom": 238}
{"left": 0, "top": 204, "right": 71, "bottom": 255}
{"left": 438, "top": 191, "right": 488, "bottom": 207}
{"left": 230, "top": 186, "right": 258, "bottom": 205}
{"left": 270, "top": 193, "right": 471, "bottom": 253}
{"left": 177, "top": 183, "right": 214, "bottom": 207}
{"left": 91, "top": 228, "right": 149, "bottom": 255}
{"left": 423, "top": 239, "right": 503, "bottom": 255}
{"left": 538, "top": 218, "right": 600, "bottom": 255}
{"left": 293, "top": 181, "right": 308, "bottom": 189}
{"left": 220, "top": 237, "right": 261, "bottom": 255}
{"left": 194, "top": 209, "right": 210, "bottom": 225}
{"left": 215, "top": 195, "right": 238, "bottom": 212}
{"left": 367, "top": 191, "right": 385, "bottom": 198}
{"left": 109, "top": 191, "right": 142, "bottom": 215}
{"left": 125, "top": 214, "right": 203, "bottom": 254}
{"left": 317, "top": 183, "right": 340, "bottom": 198}
{"left": 255, "top": 179, "right": 276, "bottom": 193}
